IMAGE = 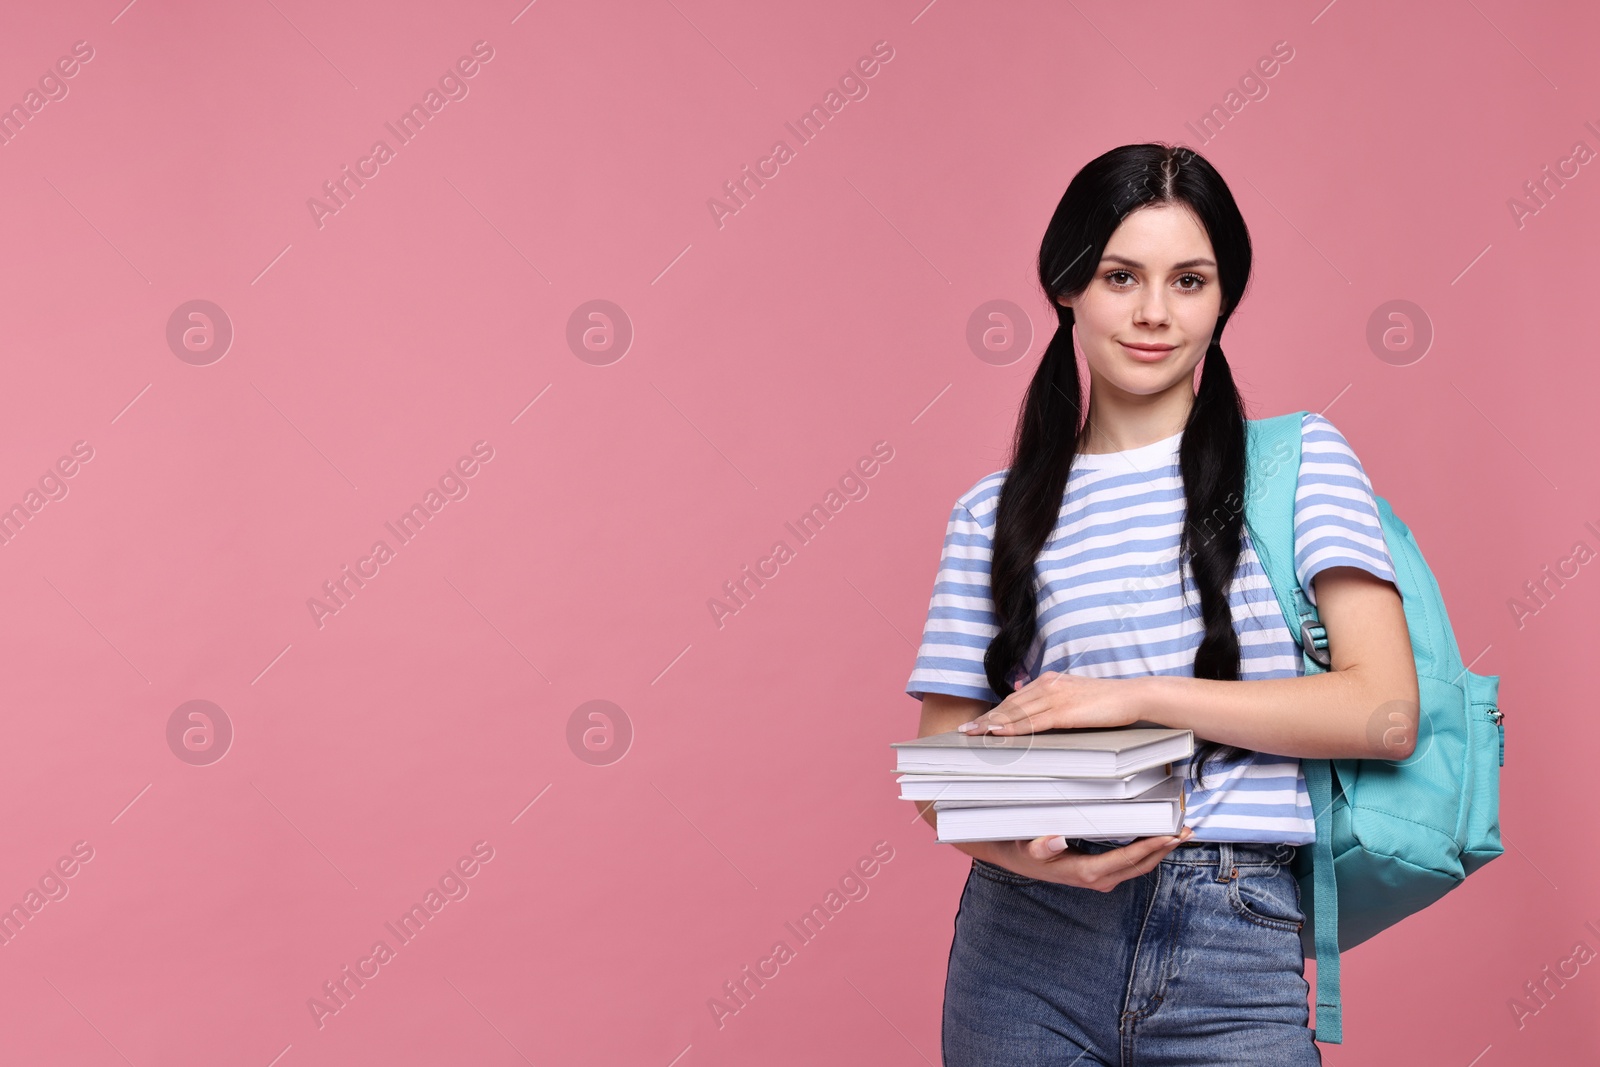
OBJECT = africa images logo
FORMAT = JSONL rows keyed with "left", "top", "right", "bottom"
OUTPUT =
{"left": 306, "top": 41, "right": 496, "bottom": 230}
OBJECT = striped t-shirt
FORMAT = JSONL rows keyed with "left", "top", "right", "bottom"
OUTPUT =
{"left": 904, "top": 412, "right": 1397, "bottom": 845}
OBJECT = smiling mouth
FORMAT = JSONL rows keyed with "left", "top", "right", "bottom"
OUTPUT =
{"left": 1119, "top": 342, "right": 1177, "bottom": 360}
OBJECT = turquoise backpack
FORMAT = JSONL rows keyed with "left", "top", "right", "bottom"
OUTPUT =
{"left": 1241, "top": 411, "right": 1505, "bottom": 1044}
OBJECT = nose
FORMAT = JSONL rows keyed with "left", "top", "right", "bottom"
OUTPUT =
{"left": 1133, "top": 288, "right": 1172, "bottom": 327}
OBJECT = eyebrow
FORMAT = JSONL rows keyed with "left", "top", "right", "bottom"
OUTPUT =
{"left": 1100, "top": 254, "right": 1216, "bottom": 270}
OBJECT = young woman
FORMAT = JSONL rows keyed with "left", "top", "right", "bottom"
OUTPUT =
{"left": 904, "top": 143, "right": 1419, "bottom": 1064}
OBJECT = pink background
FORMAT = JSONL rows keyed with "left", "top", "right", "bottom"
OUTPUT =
{"left": 0, "top": 0, "right": 1592, "bottom": 1063}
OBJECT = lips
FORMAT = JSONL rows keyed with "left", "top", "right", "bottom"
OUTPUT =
{"left": 1120, "top": 341, "right": 1176, "bottom": 362}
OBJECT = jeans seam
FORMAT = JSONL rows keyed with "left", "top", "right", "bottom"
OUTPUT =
{"left": 970, "top": 857, "right": 1041, "bottom": 887}
{"left": 1119, "top": 859, "right": 1167, "bottom": 1062}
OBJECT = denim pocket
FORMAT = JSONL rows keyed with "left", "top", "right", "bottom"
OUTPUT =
{"left": 1226, "top": 864, "right": 1305, "bottom": 931}
{"left": 971, "top": 857, "right": 1043, "bottom": 887}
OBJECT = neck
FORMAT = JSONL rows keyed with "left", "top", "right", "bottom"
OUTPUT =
{"left": 1077, "top": 406, "right": 1191, "bottom": 454}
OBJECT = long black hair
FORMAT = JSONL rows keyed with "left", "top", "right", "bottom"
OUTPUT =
{"left": 982, "top": 142, "right": 1254, "bottom": 790}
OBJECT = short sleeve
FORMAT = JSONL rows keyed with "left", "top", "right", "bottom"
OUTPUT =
{"left": 1293, "top": 413, "right": 1397, "bottom": 606}
{"left": 905, "top": 499, "right": 1004, "bottom": 703}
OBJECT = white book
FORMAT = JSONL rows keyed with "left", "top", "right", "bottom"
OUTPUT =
{"left": 898, "top": 763, "right": 1171, "bottom": 802}
{"left": 933, "top": 776, "right": 1187, "bottom": 843}
{"left": 891, "top": 726, "right": 1193, "bottom": 778}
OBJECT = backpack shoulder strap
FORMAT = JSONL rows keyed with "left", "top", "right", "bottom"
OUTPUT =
{"left": 1244, "top": 410, "right": 1344, "bottom": 1044}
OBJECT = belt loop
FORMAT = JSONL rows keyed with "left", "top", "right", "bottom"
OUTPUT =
{"left": 1215, "top": 841, "right": 1235, "bottom": 882}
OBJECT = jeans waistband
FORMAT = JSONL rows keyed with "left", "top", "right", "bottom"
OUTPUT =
{"left": 1063, "top": 837, "right": 1298, "bottom": 878}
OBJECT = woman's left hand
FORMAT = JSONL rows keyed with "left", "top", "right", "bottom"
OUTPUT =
{"left": 957, "top": 671, "right": 1144, "bottom": 736}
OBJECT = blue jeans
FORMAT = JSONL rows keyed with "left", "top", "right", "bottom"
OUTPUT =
{"left": 943, "top": 838, "right": 1322, "bottom": 1066}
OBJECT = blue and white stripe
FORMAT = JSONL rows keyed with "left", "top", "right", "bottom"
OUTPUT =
{"left": 905, "top": 412, "right": 1397, "bottom": 844}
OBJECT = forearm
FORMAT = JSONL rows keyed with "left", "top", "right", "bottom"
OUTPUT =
{"left": 913, "top": 693, "right": 1004, "bottom": 861}
{"left": 1132, "top": 667, "right": 1419, "bottom": 761}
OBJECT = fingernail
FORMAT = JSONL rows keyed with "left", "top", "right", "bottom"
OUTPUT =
{"left": 1179, "top": 827, "right": 1194, "bottom": 840}
{"left": 1046, "top": 836, "right": 1067, "bottom": 852}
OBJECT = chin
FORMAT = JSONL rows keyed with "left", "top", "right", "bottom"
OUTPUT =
{"left": 1098, "top": 367, "right": 1195, "bottom": 396}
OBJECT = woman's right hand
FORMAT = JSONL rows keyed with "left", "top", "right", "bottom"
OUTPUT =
{"left": 983, "top": 827, "right": 1194, "bottom": 890}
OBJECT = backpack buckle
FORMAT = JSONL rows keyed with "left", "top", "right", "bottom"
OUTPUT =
{"left": 1301, "top": 620, "right": 1332, "bottom": 668}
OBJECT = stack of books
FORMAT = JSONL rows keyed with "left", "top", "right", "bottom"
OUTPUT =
{"left": 891, "top": 727, "right": 1193, "bottom": 843}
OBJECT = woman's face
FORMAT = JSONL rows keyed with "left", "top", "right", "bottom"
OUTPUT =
{"left": 1056, "top": 202, "right": 1224, "bottom": 406}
